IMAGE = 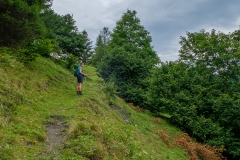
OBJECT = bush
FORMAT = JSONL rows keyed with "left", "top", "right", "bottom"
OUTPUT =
{"left": 0, "top": 47, "right": 14, "bottom": 64}
{"left": 32, "top": 39, "right": 55, "bottom": 57}
{"left": 148, "top": 60, "right": 240, "bottom": 159}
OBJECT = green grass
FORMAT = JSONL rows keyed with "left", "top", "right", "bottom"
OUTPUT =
{"left": 0, "top": 56, "right": 189, "bottom": 160}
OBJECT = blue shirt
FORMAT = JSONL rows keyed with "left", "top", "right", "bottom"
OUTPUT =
{"left": 78, "top": 66, "right": 83, "bottom": 76}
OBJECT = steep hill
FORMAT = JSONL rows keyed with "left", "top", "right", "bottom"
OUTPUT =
{"left": 0, "top": 56, "right": 193, "bottom": 159}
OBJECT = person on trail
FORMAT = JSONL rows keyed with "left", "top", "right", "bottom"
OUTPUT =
{"left": 76, "top": 62, "right": 87, "bottom": 95}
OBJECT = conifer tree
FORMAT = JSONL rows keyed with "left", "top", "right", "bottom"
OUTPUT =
{"left": 80, "top": 30, "right": 94, "bottom": 63}
{"left": 98, "top": 10, "right": 159, "bottom": 106}
{"left": 0, "top": 0, "right": 46, "bottom": 47}
{"left": 89, "top": 27, "right": 111, "bottom": 66}
{"left": 40, "top": 9, "right": 85, "bottom": 57}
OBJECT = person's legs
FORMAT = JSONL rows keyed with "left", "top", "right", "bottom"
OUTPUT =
{"left": 76, "top": 76, "right": 83, "bottom": 95}
{"left": 79, "top": 83, "right": 83, "bottom": 95}
{"left": 78, "top": 83, "right": 82, "bottom": 91}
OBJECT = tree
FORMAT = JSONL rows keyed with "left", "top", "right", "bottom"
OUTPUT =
{"left": 88, "top": 27, "right": 111, "bottom": 66}
{"left": 80, "top": 30, "right": 94, "bottom": 63}
{"left": 178, "top": 29, "right": 240, "bottom": 158}
{"left": 98, "top": 10, "right": 159, "bottom": 107}
{"left": 148, "top": 29, "right": 240, "bottom": 159}
{"left": 43, "top": 0, "right": 53, "bottom": 9}
{"left": 179, "top": 29, "right": 240, "bottom": 95}
{"left": 0, "top": 0, "right": 46, "bottom": 47}
{"left": 40, "top": 9, "right": 85, "bottom": 57}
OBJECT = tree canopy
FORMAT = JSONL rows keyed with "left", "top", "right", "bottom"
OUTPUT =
{"left": 40, "top": 9, "right": 85, "bottom": 57}
{"left": 80, "top": 30, "right": 94, "bottom": 63}
{"left": 98, "top": 10, "right": 159, "bottom": 107}
{"left": 148, "top": 29, "right": 240, "bottom": 159}
{"left": 0, "top": 0, "right": 47, "bottom": 47}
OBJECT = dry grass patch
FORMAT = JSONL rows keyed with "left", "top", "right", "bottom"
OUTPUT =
{"left": 155, "top": 129, "right": 225, "bottom": 160}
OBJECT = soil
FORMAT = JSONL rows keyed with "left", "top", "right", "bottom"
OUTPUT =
{"left": 111, "top": 105, "right": 134, "bottom": 124}
{"left": 43, "top": 115, "right": 69, "bottom": 159}
{"left": 41, "top": 105, "right": 132, "bottom": 159}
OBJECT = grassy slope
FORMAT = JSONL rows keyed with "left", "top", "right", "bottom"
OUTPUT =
{"left": 0, "top": 57, "right": 188, "bottom": 160}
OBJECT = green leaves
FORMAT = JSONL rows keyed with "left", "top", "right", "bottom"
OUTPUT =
{"left": 80, "top": 30, "right": 94, "bottom": 63}
{"left": 110, "top": 10, "right": 154, "bottom": 55}
{"left": 88, "top": 27, "right": 111, "bottom": 67}
{"left": 40, "top": 8, "right": 100, "bottom": 68}
{"left": 148, "top": 29, "right": 240, "bottom": 158}
{"left": 0, "top": 0, "right": 46, "bottom": 47}
{"left": 98, "top": 10, "right": 159, "bottom": 107}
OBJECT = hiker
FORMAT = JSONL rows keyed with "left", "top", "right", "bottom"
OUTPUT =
{"left": 76, "top": 62, "right": 87, "bottom": 95}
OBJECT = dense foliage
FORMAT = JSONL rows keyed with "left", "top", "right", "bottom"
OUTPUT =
{"left": 40, "top": 9, "right": 85, "bottom": 57}
{"left": 40, "top": 8, "right": 94, "bottom": 66}
{"left": 148, "top": 29, "right": 240, "bottom": 159}
{"left": 0, "top": 0, "right": 46, "bottom": 47}
{"left": 98, "top": 10, "right": 159, "bottom": 107}
{"left": 0, "top": 0, "right": 92, "bottom": 64}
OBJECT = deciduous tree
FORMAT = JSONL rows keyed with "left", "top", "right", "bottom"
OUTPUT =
{"left": 148, "top": 29, "right": 240, "bottom": 159}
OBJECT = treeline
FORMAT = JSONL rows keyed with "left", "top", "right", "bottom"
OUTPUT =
{"left": 92, "top": 10, "right": 240, "bottom": 159}
{"left": 148, "top": 29, "right": 240, "bottom": 159}
{"left": 1, "top": 1, "right": 239, "bottom": 159}
{"left": 0, "top": 0, "right": 93, "bottom": 66}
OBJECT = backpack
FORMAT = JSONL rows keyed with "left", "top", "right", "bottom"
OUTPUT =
{"left": 73, "top": 64, "right": 79, "bottom": 77}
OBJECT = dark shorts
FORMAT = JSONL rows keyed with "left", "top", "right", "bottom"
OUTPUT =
{"left": 77, "top": 75, "right": 83, "bottom": 83}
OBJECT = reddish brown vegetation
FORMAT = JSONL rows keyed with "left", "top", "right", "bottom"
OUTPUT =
{"left": 152, "top": 117, "right": 161, "bottom": 124}
{"left": 127, "top": 103, "right": 146, "bottom": 112}
{"left": 155, "top": 129, "right": 225, "bottom": 160}
{"left": 155, "top": 129, "right": 173, "bottom": 148}
{"left": 127, "top": 103, "right": 134, "bottom": 108}
{"left": 129, "top": 103, "right": 225, "bottom": 159}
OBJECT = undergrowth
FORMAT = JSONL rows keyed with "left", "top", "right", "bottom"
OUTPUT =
{"left": 155, "top": 128, "right": 225, "bottom": 160}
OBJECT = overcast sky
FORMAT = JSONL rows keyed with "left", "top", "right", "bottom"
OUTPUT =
{"left": 52, "top": 0, "right": 240, "bottom": 62}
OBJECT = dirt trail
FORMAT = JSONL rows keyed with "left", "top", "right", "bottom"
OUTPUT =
{"left": 43, "top": 115, "right": 68, "bottom": 159}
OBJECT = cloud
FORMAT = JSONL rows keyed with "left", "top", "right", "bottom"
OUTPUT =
{"left": 52, "top": 0, "right": 240, "bottom": 62}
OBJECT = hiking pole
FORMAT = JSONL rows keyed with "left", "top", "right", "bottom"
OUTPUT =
{"left": 82, "top": 76, "right": 86, "bottom": 94}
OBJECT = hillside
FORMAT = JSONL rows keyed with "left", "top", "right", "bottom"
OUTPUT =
{"left": 1, "top": 56, "right": 226, "bottom": 159}
{"left": 1, "top": 2, "right": 238, "bottom": 159}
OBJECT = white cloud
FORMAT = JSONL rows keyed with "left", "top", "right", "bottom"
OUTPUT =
{"left": 52, "top": 0, "right": 240, "bottom": 62}
{"left": 98, "top": 0, "right": 125, "bottom": 8}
